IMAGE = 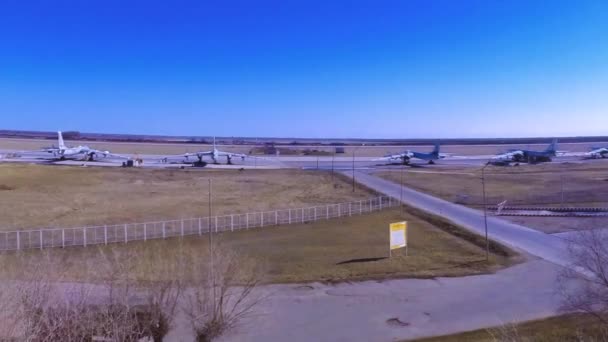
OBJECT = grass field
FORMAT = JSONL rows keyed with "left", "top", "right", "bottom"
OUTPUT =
{"left": 2, "top": 137, "right": 607, "bottom": 157}
{"left": 0, "top": 208, "right": 517, "bottom": 284}
{"left": 376, "top": 162, "right": 608, "bottom": 208}
{"left": 0, "top": 164, "right": 374, "bottom": 230}
{"left": 412, "top": 314, "right": 607, "bottom": 342}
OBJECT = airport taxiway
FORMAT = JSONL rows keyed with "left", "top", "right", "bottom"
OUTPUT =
{"left": 0, "top": 148, "right": 592, "bottom": 171}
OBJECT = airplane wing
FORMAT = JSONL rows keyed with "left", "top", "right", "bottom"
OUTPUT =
{"left": 95, "top": 151, "right": 131, "bottom": 159}
{"left": 372, "top": 151, "right": 413, "bottom": 162}
{"left": 216, "top": 151, "right": 247, "bottom": 158}
{"left": 157, "top": 150, "right": 213, "bottom": 162}
{"left": 490, "top": 150, "right": 524, "bottom": 162}
{"left": 183, "top": 151, "right": 213, "bottom": 158}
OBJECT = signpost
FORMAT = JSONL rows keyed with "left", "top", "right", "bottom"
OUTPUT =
{"left": 389, "top": 221, "right": 408, "bottom": 257}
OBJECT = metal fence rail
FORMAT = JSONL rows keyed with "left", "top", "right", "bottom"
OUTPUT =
{"left": 0, "top": 196, "right": 397, "bottom": 251}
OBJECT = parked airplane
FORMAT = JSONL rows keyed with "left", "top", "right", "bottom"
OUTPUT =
{"left": 163, "top": 137, "right": 248, "bottom": 164}
{"left": 43, "top": 131, "right": 123, "bottom": 161}
{"left": 489, "top": 139, "right": 559, "bottom": 165}
{"left": 374, "top": 143, "right": 443, "bottom": 165}
{"left": 584, "top": 147, "right": 608, "bottom": 159}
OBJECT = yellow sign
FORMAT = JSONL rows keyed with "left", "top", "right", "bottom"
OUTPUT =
{"left": 390, "top": 221, "right": 407, "bottom": 250}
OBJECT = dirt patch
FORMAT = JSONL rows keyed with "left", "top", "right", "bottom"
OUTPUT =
{"left": 0, "top": 184, "right": 14, "bottom": 191}
{"left": 387, "top": 318, "right": 410, "bottom": 327}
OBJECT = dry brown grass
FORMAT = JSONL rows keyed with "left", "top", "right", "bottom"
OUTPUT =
{"left": 375, "top": 162, "right": 608, "bottom": 208}
{"left": 411, "top": 313, "right": 608, "bottom": 342}
{"left": 0, "top": 164, "right": 374, "bottom": 230}
{"left": 0, "top": 208, "right": 516, "bottom": 284}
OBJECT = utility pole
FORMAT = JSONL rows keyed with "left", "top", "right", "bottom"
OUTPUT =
{"left": 352, "top": 149, "right": 356, "bottom": 192}
{"left": 560, "top": 172, "right": 564, "bottom": 207}
{"left": 481, "top": 164, "right": 490, "bottom": 261}
{"left": 331, "top": 152, "right": 335, "bottom": 182}
{"left": 208, "top": 179, "right": 216, "bottom": 309}
{"left": 400, "top": 164, "right": 405, "bottom": 213}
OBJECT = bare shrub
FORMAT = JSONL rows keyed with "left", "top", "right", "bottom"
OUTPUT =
{"left": 486, "top": 322, "right": 526, "bottom": 342}
{"left": 185, "top": 244, "right": 265, "bottom": 342}
{"left": 558, "top": 229, "right": 608, "bottom": 326}
{"left": 8, "top": 247, "right": 184, "bottom": 341}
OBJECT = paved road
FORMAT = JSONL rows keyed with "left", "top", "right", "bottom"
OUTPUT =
{"left": 347, "top": 171, "right": 571, "bottom": 269}
{"left": 212, "top": 260, "right": 570, "bottom": 342}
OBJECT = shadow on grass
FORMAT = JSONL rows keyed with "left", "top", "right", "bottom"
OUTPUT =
{"left": 336, "top": 257, "right": 388, "bottom": 265}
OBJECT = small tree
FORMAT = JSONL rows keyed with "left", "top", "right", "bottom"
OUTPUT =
{"left": 185, "top": 245, "right": 265, "bottom": 342}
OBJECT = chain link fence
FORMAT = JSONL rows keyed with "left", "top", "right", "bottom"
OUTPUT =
{"left": 0, "top": 196, "right": 397, "bottom": 251}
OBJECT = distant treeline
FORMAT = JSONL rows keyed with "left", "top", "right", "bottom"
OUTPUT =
{"left": 0, "top": 129, "right": 607, "bottom": 146}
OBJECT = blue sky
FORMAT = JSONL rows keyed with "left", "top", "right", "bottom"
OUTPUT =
{"left": 1, "top": 0, "right": 607, "bottom": 138}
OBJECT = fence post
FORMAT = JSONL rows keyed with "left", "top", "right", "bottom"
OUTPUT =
{"left": 302, "top": 208, "right": 305, "bottom": 223}
{"left": 62, "top": 229, "right": 65, "bottom": 248}
{"left": 104, "top": 225, "right": 107, "bottom": 245}
{"left": 231, "top": 215, "right": 234, "bottom": 231}
{"left": 338, "top": 204, "right": 341, "bottom": 217}
{"left": 246, "top": 213, "right": 249, "bottom": 229}
{"left": 215, "top": 217, "right": 218, "bottom": 233}
{"left": 261, "top": 213, "right": 264, "bottom": 227}
{"left": 289, "top": 209, "right": 292, "bottom": 224}
{"left": 162, "top": 222, "right": 166, "bottom": 239}
{"left": 181, "top": 219, "right": 184, "bottom": 237}
{"left": 370, "top": 198, "right": 373, "bottom": 212}
{"left": 349, "top": 202, "right": 352, "bottom": 216}
{"left": 124, "top": 224, "right": 128, "bottom": 243}
{"left": 198, "top": 218, "right": 202, "bottom": 235}
{"left": 275, "top": 211, "right": 278, "bottom": 226}
{"left": 39, "top": 230, "right": 43, "bottom": 250}
{"left": 314, "top": 207, "right": 317, "bottom": 221}
{"left": 83, "top": 227, "right": 87, "bottom": 247}
{"left": 16, "top": 231, "right": 20, "bottom": 251}
{"left": 326, "top": 205, "right": 329, "bottom": 219}
{"left": 144, "top": 223, "right": 147, "bottom": 241}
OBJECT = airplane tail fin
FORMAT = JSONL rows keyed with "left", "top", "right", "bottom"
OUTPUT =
{"left": 58, "top": 131, "right": 66, "bottom": 150}
{"left": 432, "top": 142, "right": 440, "bottom": 157}
{"left": 547, "top": 138, "right": 558, "bottom": 154}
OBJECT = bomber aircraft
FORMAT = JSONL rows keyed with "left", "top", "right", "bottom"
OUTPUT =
{"left": 583, "top": 147, "right": 608, "bottom": 159}
{"left": 374, "top": 143, "right": 443, "bottom": 165}
{"left": 489, "top": 139, "right": 559, "bottom": 165}
{"left": 14, "top": 131, "right": 125, "bottom": 161}
{"left": 162, "top": 137, "right": 248, "bottom": 165}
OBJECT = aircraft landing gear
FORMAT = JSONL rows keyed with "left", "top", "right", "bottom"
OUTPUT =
{"left": 428, "top": 160, "right": 435, "bottom": 165}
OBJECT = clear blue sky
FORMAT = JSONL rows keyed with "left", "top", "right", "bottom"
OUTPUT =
{"left": 1, "top": 0, "right": 607, "bottom": 138}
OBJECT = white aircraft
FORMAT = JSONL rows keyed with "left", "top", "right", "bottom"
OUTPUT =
{"left": 163, "top": 137, "right": 248, "bottom": 164}
{"left": 43, "top": 131, "right": 122, "bottom": 161}
{"left": 584, "top": 147, "right": 608, "bottom": 159}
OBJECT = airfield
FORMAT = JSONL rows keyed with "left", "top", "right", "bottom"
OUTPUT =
{"left": 0, "top": 136, "right": 607, "bottom": 341}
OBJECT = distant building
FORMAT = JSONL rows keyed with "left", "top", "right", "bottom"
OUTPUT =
{"left": 335, "top": 147, "right": 345, "bottom": 154}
